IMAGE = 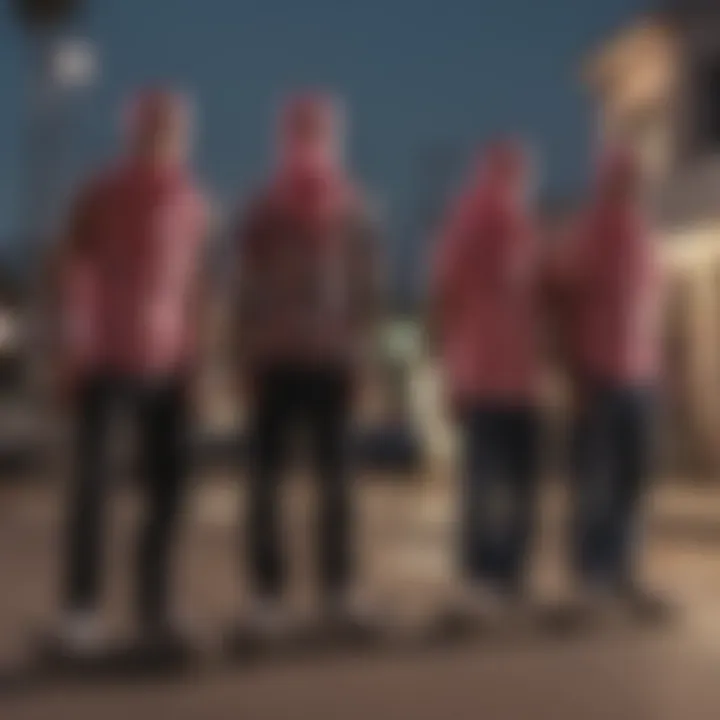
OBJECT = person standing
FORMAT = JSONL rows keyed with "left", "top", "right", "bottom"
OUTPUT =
{"left": 48, "top": 88, "right": 208, "bottom": 655}
{"left": 232, "top": 92, "right": 381, "bottom": 636}
{"left": 555, "top": 148, "right": 667, "bottom": 617}
{"left": 431, "top": 140, "right": 542, "bottom": 619}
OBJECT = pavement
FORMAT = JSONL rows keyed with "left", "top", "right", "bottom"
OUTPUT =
{"left": 0, "top": 474, "right": 719, "bottom": 719}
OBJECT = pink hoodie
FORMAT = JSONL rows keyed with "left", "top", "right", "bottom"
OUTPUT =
{"left": 234, "top": 92, "right": 376, "bottom": 370}
{"left": 432, "top": 141, "right": 541, "bottom": 407}
{"left": 62, "top": 90, "right": 207, "bottom": 377}
{"left": 558, "top": 150, "right": 662, "bottom": 385}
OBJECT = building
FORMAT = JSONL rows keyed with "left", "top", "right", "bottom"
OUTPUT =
{"left": 584, "top": 1, "right": 720, "bottom": 476}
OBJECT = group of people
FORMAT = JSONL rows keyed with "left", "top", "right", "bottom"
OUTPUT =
{"left": 431, "top": 142, "right": 663, "bottom": 620}
{"left": 44, "top": 85, "right": 666, "bottom": 659}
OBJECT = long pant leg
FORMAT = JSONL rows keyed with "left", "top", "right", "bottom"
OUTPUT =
{"left": 134, "top": 377, "right": 190, "bottom": 627}
{"left": 305, "top": 368, "right": 353, "bottom": 598}
{"left": 569, "top": 391, "right": 615, "bottom": 585}
{"left": 499, "top": 408, "right": 540, "bottom": 592}
{"left": 608, "top": 387, "right": 654, "bottom": 586}
{"left": 63, "top": 375, "right": 114, "bottom": 613}
{"left": 246, "top": 368, "right": 295, "bottom": 599}
{"left": 459, "top": 407, "right": 506, "bottom": 586}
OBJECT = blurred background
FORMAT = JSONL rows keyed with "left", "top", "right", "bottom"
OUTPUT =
{"left": 2, "top": 1, "right": 720, "bottom": 719}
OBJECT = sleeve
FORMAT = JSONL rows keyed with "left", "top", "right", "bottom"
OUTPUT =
{"left": 542, "top": 218, "right": 596, "bottom": 375}
{"left": 429, "top": 200, "right": 467, "bottom": 308}
{"left": 44, "top": 179, "right": 102, "bottom": 351}
{"left": 348, "top": 204, "right": 385, "bottom": 336}
{"left": 67, "top": 179, "right": 104, "bottom": 257}
{"left": 549, "top": 217, "right": 590, "bottom": 297}
{"left": 186, "top": 190, "right": 213, "bottom": 373}
{"left": 427, "top": 194, "right": 474, "bottom": 347}
{"left": 230, "top": 196, "right": 267, "bottom": 370}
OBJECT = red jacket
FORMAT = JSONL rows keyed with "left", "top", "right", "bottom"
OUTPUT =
{"left": 62, "top": 161, "right": 207, "bottom": 377}
{"left": 432, "top": 188, "right": 541, "bottom": 406}
{"left": 555, "top": 206, "right": 662, "bottom": 386}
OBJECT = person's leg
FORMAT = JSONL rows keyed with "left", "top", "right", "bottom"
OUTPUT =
{"left": 569, "top": 390, "right": 615, "bottom": 589}
{"left": 609, "top": 387, "right": 654, "bottom": 590}
{"left": 501, "top": 407, "right": 540, "bottom": 595}
{"left": 246, "top": 367, "right": 295, "bottom": 602}
{"left": 607, "top": 387, "right": 672, "bottom": 619}
{"left": 133, "top": 376, "right": 191, "bottom": 632}
{"left": 459, "top": 407, "right": 504, "bottom": 587}
{"left": 58, "top": 374, "right": 114, "bottom": 650}
{"left": 63, "top": 375, "right": 114, "bottom": 618}
{"left": 305, "top": 367, "right": 354, "bottom": 602}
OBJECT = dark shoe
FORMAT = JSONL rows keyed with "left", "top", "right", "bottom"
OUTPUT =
{"left": 225, "top": 602, "right": 305, "bottom": 661}
{"left": 616, "top": 583, "right": 677, "bottom": 625}
{"left": 542, "top": 583, "right": 619, "bottom": 635}
{"left": 322, "top": 595, "right": 384, "bottom": 647}
{"left": 427, "top": 583, "right": 510, "bottom": 645}
{"left": 124, "top": 620, "right": 202, "bottom": 673}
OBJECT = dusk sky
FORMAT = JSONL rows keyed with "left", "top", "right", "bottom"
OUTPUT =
{"left": 0, "top": 0, "right": 653, "bottom": 259}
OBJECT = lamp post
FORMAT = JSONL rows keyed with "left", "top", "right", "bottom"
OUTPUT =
{"left": 13, "top": 1, "right": 93, "bottom": 395}
{"left": 13, "top": 0, "right": 89, "bottom": 266}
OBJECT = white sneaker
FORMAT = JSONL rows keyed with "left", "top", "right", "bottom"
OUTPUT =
{"left": 243, "top": 599, "right": 293, "bottom": 641}
{"left": 53, "top": 611, "right": 107, "bottom": 657}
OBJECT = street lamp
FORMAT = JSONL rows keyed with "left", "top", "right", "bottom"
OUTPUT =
{"left": 13, "top": 0, "right": 90, "bottom": 394}
{"left": 13, "top": 0, "right": 88, "bottom": 260}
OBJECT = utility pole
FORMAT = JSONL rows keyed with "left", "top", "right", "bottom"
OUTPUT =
{"left": 14, "top": 1, "right": 88, "bottom": 258}
{"left": 13, "top": 1, "right": 96, "bottom": 393}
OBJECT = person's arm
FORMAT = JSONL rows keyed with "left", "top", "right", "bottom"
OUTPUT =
{"left": 185, "top": 194, "right": 212, "bottom": 406}
{"left": 230, "top": 198, "right": 265, "bottom": 396}
{"left": 45, "top": 183, "right": 98, "bottom": 401}
{"left": 349, "top": 206, "right": 385, "bottom": 348}
{"left": 46, "top": 185, "right": 96, "bottom": 322}
{"left": 426, "top": 201, "right": 469, "bottom": 358}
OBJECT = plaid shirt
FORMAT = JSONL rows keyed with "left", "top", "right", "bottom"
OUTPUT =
{"left": 233, "top": 193, "right": 381, "bottom": 370}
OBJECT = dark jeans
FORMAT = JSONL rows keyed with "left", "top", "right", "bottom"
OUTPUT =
{"left": 459, "top": 405, "right": 539, "bottom": 592}
{"left": 64, "top": 373, "right": 190, "bottom": 627}
{"left": 570, "top": 383, "right": 654, "bottom": 588}
{"left": 246, "top": 363, "right": 353, "bottom": 599}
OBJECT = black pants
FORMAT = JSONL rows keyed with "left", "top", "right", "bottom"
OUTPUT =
{"left": 64, "top": 373, "right": 189, "bottom": 627}
{"left": 570, "top": 383, "right": 654, "bottom": 587}
{"left": 459, "top": 405, "right": 539, "bottom": 593}
{"left": 247, "top": 364, "right": 353, "bottom": 599}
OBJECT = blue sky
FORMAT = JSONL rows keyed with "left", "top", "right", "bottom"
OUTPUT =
{"left": 0, "top": 0, "right": 652, "bottom": 262}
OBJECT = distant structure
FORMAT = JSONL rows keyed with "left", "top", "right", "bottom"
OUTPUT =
{"left": 13, "top": 0, "right": 87, "bottom": 262}
{"left": 13, "top": 0, "right": 94, "bottom": 394}
{"left": 583, "top": 1, "right": 720, "bottom": 474}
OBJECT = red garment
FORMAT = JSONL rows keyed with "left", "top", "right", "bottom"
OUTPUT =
{"left": 432, "top": 146, "right": 541, "bottom": 406}
{"left": 62, "top": 161, "right": 207, "bottom": 377}
{"left": 558, "top": 152, "right": 662, "bottom": 384}
{"left": 235, "top": 92, "right": 376, "bottom": 369}
{"left": 560, "top": 206, "right": 661, "bottom": 385}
